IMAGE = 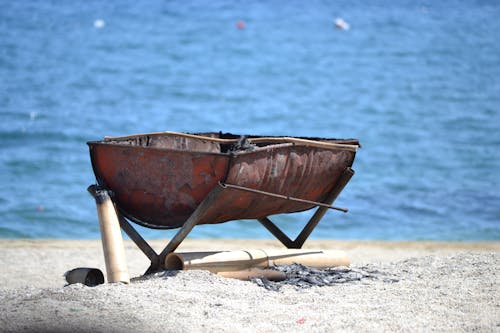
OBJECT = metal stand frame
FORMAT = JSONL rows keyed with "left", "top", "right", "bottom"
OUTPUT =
{"left": 90, "top": 167, "right": 354, "bottom": 275}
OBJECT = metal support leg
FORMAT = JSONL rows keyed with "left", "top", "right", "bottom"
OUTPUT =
{"left": 258, "top": 167, "right": 355, "bottom": 248}
{"left": 144, "top": 183, "right": 226, "bottom": 274}
{"left": 117, "top": 214, "right": 159, "bottom": 267}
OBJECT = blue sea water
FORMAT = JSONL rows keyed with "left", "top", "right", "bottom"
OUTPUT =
{"left": 1, "top": 0, "right": 499, "bottom": 240}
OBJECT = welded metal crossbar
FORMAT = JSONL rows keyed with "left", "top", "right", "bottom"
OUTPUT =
{"left": 90, "top": 167, "right": 354, "bottom": 275}
{"left": 220, "top": 183, "right": 349, "bottom": 212}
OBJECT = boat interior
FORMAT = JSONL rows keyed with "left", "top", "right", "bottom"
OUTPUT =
{"left": 100, "top": 132, "right": 360, "bottom": 154}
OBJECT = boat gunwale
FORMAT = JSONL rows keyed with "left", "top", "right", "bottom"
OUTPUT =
{"left": 87, "top": 132, "right": 360, "bottom": 156}
{"left": 86, "top": 140, "right": 300, "bottom": 157}
{"left": 101, "top": 131, "right": 360, "bottom": 148}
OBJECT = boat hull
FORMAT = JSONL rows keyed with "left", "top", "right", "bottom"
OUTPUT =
{"left": 88, "top": 133, "right": 358, "bottom": 229}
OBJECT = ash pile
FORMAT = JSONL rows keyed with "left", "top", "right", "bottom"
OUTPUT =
{"left": 253, "top": 264, "right": 399, "bottom": 291}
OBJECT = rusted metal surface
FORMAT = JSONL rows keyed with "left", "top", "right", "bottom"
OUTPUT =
{"left": 88, "top": 132, "right": 359, "bottom": 229}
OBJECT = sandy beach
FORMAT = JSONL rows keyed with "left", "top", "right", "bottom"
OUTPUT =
{"left": 0, "top": 239, "right": 498, "bottom": 332}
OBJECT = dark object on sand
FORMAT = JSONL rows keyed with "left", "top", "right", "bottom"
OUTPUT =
{"left": 65, "top": 267, "right": 104, "bottom": 287}
{"left": 87, "top": 131, "right": 359, "bottom": 273}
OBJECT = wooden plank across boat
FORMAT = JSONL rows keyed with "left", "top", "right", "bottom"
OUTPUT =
{"left": 87, "top": 131, "right": 360, "bottom": 274}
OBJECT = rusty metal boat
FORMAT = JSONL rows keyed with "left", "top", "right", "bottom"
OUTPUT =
{"left": 87, "top": 131, "right": 360, "bottom": 272}
{"left": 88, "top": 131, "right": 359, "bottom": 228}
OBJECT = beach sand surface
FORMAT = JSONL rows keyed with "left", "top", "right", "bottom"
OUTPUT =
{"left": 0, "top": 239, "right": 498, "bottom": 332}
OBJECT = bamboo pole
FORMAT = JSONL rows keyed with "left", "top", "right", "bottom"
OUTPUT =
{"left": 218, "top": 268, "right": 286, "bottom": 281}
{"left": 165, "top": 250, "right": 269, "bottom": 273}
{"left": 266, "top": 249, "right": 350, "bottom": 268}
{"left": 88, "top": 185, "right": 130, "bottom": 284}
{"left": 165, "top": 249, "right": 350, "bottom": 274}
